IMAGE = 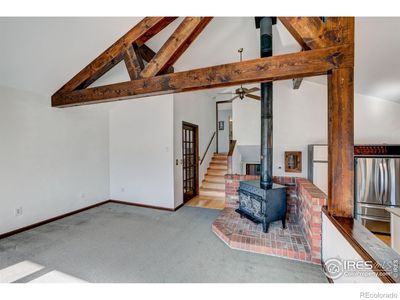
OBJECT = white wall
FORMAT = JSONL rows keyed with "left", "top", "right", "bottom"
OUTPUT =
{"left": 173, "top": 91, "right": 217, "bottom": 207}
{"left": 109, "top": 95, "right": 175, "bottom": 209}
{"left": 217, "top": 109, "right": 231, "bottom": 153}
{"left": 273, "top": 79, "right": 327, "bottom": 178}
{"left": 0, "top": 85, "right": 110, "bottom": 235}
{"left": 231, "top": 146, "right": 242, "bottom": 174}
{"left": 233, "top": 98, "right": 261, "bottom": 146}
{"left": 355, "top": 93, "right": 400, "bottom": 144}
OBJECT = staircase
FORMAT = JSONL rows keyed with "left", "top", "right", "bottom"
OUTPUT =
{"left": 199, "top": 152, "right": 228, "bottom": 201}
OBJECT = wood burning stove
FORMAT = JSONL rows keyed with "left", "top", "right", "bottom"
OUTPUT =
{"left": 235, "top": 17, "right": 287, "bottom": 233}
{"left": 236, "top": 181, "right": 286, "bottom": 232}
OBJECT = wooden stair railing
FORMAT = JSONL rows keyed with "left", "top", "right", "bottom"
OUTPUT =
{"left": 227, "top": 140, "right": 237, "bottom": 174}
{"left": 200, "top": 131, "right": 216, "bottom": 165}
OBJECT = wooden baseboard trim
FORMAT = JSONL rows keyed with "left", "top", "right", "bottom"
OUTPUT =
{"left": 0, "top": 199, "right": 185, "bottom": 240}
{"left": 0, "top": 200, "right": 110, "bottom": 240}
{"left": 109, "top": 200, "right": 183, "bottom": 212}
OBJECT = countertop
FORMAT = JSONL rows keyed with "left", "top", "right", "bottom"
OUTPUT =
{"left": 386, "top": 207, "right": 400, "bottom": 217}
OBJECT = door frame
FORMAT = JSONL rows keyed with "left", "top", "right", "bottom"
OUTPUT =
{"left": 182, "top": 121, "right": 199, "bottom": 202}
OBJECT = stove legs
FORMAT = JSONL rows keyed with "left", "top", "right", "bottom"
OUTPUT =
{"left": 262, "top": 221, "right": 270, "bottom": 233}
{"left": 263, "top": 219, "right": 287, "bottom": 233}
{"left": 282, "top": 217, "right": 287, "bottom": 229}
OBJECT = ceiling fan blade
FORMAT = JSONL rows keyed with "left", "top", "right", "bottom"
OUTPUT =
{"left": 246, "top": 87, "right": 260, "bottom": 93}
{"left": 245, "top": 94, "right": 261, "bottom": 101}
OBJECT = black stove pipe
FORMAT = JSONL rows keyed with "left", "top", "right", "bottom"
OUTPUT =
{"left": 260, "top": 17, "right": 273, "bottom": 189}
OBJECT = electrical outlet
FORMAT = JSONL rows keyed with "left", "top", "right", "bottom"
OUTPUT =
{"left": 15, "top": 207, "right": 23, "bottom": 217}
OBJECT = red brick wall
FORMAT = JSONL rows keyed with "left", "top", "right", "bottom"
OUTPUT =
{"left": 296, "top": 178, "right": 327, "bottom": 264}
{"left": 224, "top": 174, "right": 327, "bottom": 264}
{"left": 224, "top": 174, "right": 259, "bottom": 208}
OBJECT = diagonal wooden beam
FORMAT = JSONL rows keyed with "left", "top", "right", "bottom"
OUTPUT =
{"left": 279, "top": 17, "right": 337, "bottom": 49}
{"left": 292, "top": 49, "right": 304, "bottom": 89}
{"left": 137, "top": 44, "right": 159, "bottom": 62}
{"left": 56, "top": 17, "right": 177, "bottom": 92}
{"left": 140, "top": 17, "right": 213, "bottom": 78}
{"left": 124, "top": 43, "right": 144, "bottom": 80}
{"left": 292, "top": 78, "right": 303, "bottom": 89}
{"left": 137, "top": 44, "right": 174, "bottom": 74}
{"left": 52, "top": 44, "right": 352, "bottom": 107}
{"left": 325, "top": 17, "right": 355, "bottom": 46}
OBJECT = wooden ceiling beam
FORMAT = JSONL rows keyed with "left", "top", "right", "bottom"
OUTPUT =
{"left": 279, "top": 17, "right": 337, "bottom": 50}
{"left": 56, "top": 17, "right": 177, "bottom": 92}
{"left": 328, "top": 67, "right": 354, "bottom": 218}
{"left": 136, "top": 45, "right": 174, "bottom": 74}
{"left": 325, "top": 17, "right": 355, "bottom": 46}
{"left": 124, "top": 43, "right": 144, "bottom": 80}
{"left": 140, "top": 17, "right": 213, "bottom": 78}
{"left": 327, "top": 17, "right": 355, "bottom": 218}
{"left": 52, "top": 44, "right": 352, "bottom": 107}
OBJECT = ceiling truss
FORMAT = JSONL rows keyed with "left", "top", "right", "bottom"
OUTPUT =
{"left": 52, "top": 16, "right": 355, "bottom": 219}
{"left": 52, "top": 16, "right": 353, "bottom": 108}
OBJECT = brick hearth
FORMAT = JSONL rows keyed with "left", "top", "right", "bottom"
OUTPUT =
{"left": 212, "top": 175, "right": 327, "bottom": 264}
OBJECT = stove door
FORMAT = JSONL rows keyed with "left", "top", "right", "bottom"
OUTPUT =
{"left": 239, "top": 190, "right": 264, "bottom": 219}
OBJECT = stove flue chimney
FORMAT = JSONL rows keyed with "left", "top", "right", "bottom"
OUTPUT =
{"left": 259, "top": 17, "right": 274, "bottom": 189}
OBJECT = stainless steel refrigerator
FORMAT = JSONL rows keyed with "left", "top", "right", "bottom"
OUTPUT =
{"left": 355, "top": 145, "right": 400, "bottom": 235}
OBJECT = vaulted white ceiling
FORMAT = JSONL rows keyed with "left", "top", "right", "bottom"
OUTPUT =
{"left": 0, "top": 17, "right": 399, "bottom": 102}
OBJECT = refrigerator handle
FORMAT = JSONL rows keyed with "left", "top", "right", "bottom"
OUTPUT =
{"left": 383, "top": 159, "right": 388, "bottom": 204}
{"left": 378, "top": 160, "right": 385, "bottom": 203}
{"left": 374, "top": 160, "right": 381, "bottom": 202}
{"left": 356, "top": 158, "right": 366, "bottom": 202}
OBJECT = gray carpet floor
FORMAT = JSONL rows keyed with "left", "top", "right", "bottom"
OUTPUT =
{"left": 0, "top": 203, "right": 328, "bottom": 283}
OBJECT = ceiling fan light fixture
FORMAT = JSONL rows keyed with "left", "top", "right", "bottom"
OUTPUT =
{"left": 215, "top": 49, "right": 261, "bottom": 102}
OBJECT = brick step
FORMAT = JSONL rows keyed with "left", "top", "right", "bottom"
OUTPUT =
{"left": 204, "top": 175, "right": 225, "bottom": 183}
{"left": 209, "top": 163, "right": 228, "bottom": 170}
{"left": 207, "top": 169, "right": 227, "bottom": 176}
{"left": 199, "top": 188, "right": 225, "bottom": 198}
{"left": 201, "top": 181, "right": 225, "bottom": 190}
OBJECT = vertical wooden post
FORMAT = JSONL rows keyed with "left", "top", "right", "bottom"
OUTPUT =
{"left": 328, "top": 67, "right": 354, "bottom": 217}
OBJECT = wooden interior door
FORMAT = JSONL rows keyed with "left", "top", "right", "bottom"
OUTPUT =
{"left": 182, "top": 122, "right": 199, "bottom": 202}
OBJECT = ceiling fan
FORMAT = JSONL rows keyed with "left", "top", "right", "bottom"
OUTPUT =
{"left": 218, "top": 48, "right": 261, "bottom": 102}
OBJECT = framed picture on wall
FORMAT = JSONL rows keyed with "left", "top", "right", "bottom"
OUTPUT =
{"left": 218, "top": 121, "right": 224, "bottom": 130}
{"left": 285, "top": 151, "right": 302, "bottom": 173}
